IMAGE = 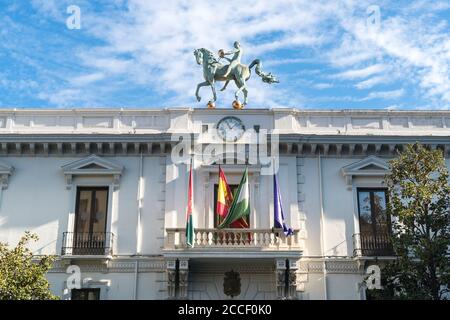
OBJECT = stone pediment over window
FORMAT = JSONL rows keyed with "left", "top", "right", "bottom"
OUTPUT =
{"left": 0, "top": 161, "right": 14, "bottom": 189}
{"left": 61, "top": 154, "right": 123, "bottom": 189}
{"left": 341, "top": 156, "right": 389, "bottom": 187}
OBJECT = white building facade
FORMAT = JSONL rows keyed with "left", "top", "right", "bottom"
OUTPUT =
{"left": 0, "top": 108, "right": 449, "bottom": 300}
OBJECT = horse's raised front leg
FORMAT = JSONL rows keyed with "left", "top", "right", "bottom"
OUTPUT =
{"left": 220, "top": 80, "right": 230, "bottom": 92}
{"left": 195, "top": 81, "right": 210, "bottom": 102}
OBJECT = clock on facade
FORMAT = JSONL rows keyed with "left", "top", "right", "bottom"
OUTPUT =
{"left": 216, "top": 116, "right": 245, "bottom": 142}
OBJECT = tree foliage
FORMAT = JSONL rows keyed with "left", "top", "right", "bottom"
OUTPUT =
{"left": 380, "top": 143, "right": 450, "bottom": 299}
{"left": 0, "top": 231, "right": 58, "bottom": 300}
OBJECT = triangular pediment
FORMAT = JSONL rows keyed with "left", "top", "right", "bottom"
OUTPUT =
{"left": 341, "top": 156, "right": 389, "bottom": 187}
{"left": 79, "top": 163, "right": 107, "bottom": 170}
{"left": 359, "top": 164, "right": 383, "bottom": 170}
{"left": 61, "top": 154, "right": 123, "bottom": 175}
{"left": 341, "top": 156, "right": 389, "bottom": 174}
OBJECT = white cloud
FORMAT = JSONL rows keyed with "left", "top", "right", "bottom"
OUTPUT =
{"left": 332, "top": 4, "right": 450, "bottom": 104}
{"left": 332, "top": 64, "right": 387, "bottom": 80}
{"left": 64, "top": 0, "right": 342, "bottom": 107}
{"left": 7, "top": 0, "right": 450, "bottom": 109}
{"left": 313, "top": 83, "right": 334, "bottom": 90}
{"left": 355, "top": 75, "right": 389, "bottom": 89}
{"left": 38, "top": 89, "right": 82, "bottom": 107}
{"left": 70, "top": 72, "right": 105, "bottom": 86}
{"left": 360, "top": 89, "right": 405, "bottom": 101}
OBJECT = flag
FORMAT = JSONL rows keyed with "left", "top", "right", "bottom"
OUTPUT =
{"left": 218, "top": 168, "right": 250, "bottom": 228}
{"left": 217, "top": 166, "right": 233, "bottom": 223}
{"left": 216, "top": 166, "right": 249, "bottom": 228}
{"left": 185, "top": 159, "right": 194, "bottom": 247}
{"left": 274, "top": 174, "right": 294, "bottom": 236}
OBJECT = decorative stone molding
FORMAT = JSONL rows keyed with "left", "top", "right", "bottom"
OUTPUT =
{"left": 179, "top": 258, "right": 190, "bottom": 299}
{"left": 275, "top": 259, "right": 298, "bottom": 299}
{"left": 167, "top": 269, "right": 177, "bottom": 299}
{"left": 288, "top": 269, "right": 298, "bottom": 298}
{"left": 179, "top": 268, "right": 189, "bottom": 299}
{"left": 341, "top": 156, "right": 389, "bottom": 189}
{"left": 0, "top": 109, "right": 449, "bottom": 157}
{"left": 306, "top": 261, "right": 324, "bottom": 273}
{"left": 287, "top": 259, "right": 298, "bottom": 299}
{"left": 0, "top": 161, "right": 14, "bottom": 189}
{"left": 298, "top": 259, "right": 361, "bottom": 275}
{"left": 0, "top": 140, "right": 448, "bottom": 158}
{"left": 49, "top": 258, "right": 165, "bottom": 273}
{"left": 325, "top": 260, "right": 360, "bottom": 274}
{"left": 188, "top": 262, "right": 275, "bottom": 274}
{"left": 61, "top": 154, "right": 124, "bottom": 190}
{"left": 275, "top": 259, "right": 286, "bottom": 299}
{"left": 165, "top": 259, "right": 189, "bottom": 299}
{"left": 166, "top": 259, "right": 177, "bottom": 299}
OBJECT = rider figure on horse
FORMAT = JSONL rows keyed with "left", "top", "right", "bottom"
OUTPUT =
{"left": 220, "top": 41, "right": 243, "bottom": 77}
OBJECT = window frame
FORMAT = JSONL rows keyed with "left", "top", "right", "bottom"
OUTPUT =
{"left": 356, "top": 188, "right": 391, "bottom": 236}
{"left": 74, "top": 186, "right": 109, "bottom": 235}
{"left": 71, "top": 288, "right": 101, "bottom": 300}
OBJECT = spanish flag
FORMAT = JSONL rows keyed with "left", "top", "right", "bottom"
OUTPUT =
{"left": 217, "top": 166, "right": 249, "bottom": 228}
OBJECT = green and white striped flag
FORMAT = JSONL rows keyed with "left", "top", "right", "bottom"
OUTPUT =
{"left": 218, "top": 168, "right": 250, "bottom": 228}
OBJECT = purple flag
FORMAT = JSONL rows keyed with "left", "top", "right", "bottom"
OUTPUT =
{"left": 274, "top": 174, "right": 294, "bottom": 236}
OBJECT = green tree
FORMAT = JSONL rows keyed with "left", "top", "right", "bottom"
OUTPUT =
{"left": 379, "top": 143, "right": 450, "bottom": 300}
{"left": 0, "top": 231, "right": 58, "bottom": 300}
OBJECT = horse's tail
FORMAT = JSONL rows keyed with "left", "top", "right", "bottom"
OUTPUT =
{"left": 249, "top": 59, "right": 279, "bottom": 84}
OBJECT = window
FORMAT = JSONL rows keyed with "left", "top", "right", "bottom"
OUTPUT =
{"left": 357, "top": 188, "right": 393, "bottom": 256}
{"left": 73, "top": 187, "right": 109, "bottom": 255}
{"left": 71, "top": 288, "right": 100, "bottom": 300}
{"left": 213, "top": 184, "right": 249, "bottom": 228}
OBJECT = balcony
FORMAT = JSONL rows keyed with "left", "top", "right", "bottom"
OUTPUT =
{"left": 353, "top": 233, "right": 394, "bottom": 257}
{"left": 61, "top": 232, "right": 114, "bottom": 257}
{"left": 165, "top": 228, "right": 302, "bottom": 252}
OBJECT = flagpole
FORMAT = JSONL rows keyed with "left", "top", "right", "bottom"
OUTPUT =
{"left": 185, "top": 156, "right": 194, "bottom": 247}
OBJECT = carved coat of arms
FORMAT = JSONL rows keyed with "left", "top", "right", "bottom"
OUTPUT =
{"left": 223, "top": 270, "right": 241, "bottom": 298}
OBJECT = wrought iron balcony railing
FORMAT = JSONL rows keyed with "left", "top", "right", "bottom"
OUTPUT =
{"left": 353, "top": 232, "right": 394, "bottom": 257}
{"left": 165, "top": 228, "right": 301, "bottom": 250}
{"left": 61, "top": 232, "right": 114, "bottom": 256}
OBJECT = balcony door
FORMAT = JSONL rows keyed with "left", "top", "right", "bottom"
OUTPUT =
{"left": 73, "top": 187, "right": 109, "bottom": 255}
{"left": 357, "top": 188, "right": 393, "bottom": 256}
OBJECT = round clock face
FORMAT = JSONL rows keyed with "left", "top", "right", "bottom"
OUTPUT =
{"left": 217, "top": 116, "right": 245, "bottom": 142}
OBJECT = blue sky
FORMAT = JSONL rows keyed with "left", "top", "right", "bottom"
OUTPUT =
{"left": 1, "top": 0, "right": 449, "bottom": 109}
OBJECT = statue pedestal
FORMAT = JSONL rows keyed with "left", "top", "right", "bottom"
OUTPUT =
{"left": 232, "top": 100, "right": 243, "bottom": 109}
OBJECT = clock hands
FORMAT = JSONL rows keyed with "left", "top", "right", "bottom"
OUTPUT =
{"left": 217, "top": 117, "right": 243, "bottom": 142}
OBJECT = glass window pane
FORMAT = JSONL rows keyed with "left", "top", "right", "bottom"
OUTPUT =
{"left": 358, "top": 191, "right": 372, "bottom": 233}
{"left": 92, "top": 190, "right": 108, "bottom": 233}
{"left": 76, "top": 191, "right": 92, "bottom": 233}
{"left": 373, "top": 191, "right": 388, "bottom": 231}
